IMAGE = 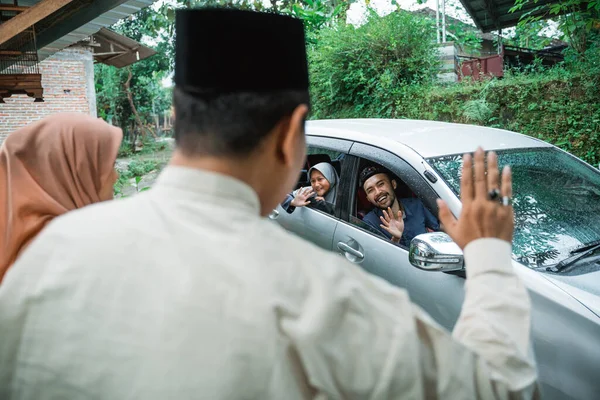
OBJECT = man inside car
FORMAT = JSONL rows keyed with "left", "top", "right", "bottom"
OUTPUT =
{"left": 360, "top": 165, "right": 441, "bottom": 246}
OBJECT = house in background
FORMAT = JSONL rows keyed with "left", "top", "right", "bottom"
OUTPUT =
{"left": 0, "top": 0, "right": 156, "bottom": 142}
{"left": 413, "top": 7, "right": 567, "bottom": 82}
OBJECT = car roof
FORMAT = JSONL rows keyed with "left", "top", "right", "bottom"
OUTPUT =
{"left": 306, "top": 118, "right": 552, "bottom": 158}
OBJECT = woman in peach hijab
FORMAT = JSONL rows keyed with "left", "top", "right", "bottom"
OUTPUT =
{"left": 0, "top": 113, "right": 123, "bottom": 282}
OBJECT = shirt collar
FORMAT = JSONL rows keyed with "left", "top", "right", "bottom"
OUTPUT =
{"left": 153, "top": 166, "right": 261, "bottom": 214}
{"left": 400, "top": 198, "right": 413, "bottom": 217}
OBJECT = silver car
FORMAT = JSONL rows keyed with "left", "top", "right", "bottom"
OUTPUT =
{"left": 270, "top": 119, "right": 600, "bottom": 400}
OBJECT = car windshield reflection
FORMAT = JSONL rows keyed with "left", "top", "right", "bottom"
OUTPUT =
{"left": 428, "top": 148, "right": 600, "bottom": 272}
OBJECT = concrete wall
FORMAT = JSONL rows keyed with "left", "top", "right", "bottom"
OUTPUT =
{"left": 0, "top": 45, "right": 96, "bottom": 143}
{"left": 437, "top": 42, "right": 458, "bottom": 83}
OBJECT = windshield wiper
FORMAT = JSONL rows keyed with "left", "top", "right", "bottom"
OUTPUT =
{"left": 546, "top": 242, "right": 600, "bottom": 273}
{"left": 568, "top": 239, "right": 600, "bottom": 254}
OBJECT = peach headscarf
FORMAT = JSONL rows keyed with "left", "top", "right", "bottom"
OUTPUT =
{"left": 0, "top": 113, "right": 123, "bottom": 282}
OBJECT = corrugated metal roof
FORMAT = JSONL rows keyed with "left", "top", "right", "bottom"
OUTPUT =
{"left": 36, "top": 0, "right": 155, "bottom": 61}
{"left": 458, "top": 0, "right": 566, "bottom": 32}
{"left": 91, "top": 27, "right": 157, "bottom": 68}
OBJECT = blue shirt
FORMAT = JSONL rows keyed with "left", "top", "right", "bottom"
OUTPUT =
{"left": 362, "top": 198, "right": 440, "bottom": 247}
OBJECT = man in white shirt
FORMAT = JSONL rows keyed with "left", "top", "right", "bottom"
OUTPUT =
{"left": 0, "top": 7, "right": 538, "bottom": 399}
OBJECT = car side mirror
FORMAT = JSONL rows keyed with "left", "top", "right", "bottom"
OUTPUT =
{"left": 409, "top": 232, "right": 464, "bottom": 272}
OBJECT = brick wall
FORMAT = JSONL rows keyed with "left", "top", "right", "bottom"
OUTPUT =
{"left": 0, "top": 45, "right": 96, "bottom": 143}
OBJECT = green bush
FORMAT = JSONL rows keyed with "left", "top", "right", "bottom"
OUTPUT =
{"left": 113, "top": 159, "right": 162, "bottom": 196}
{"left": 395, "top": 67, "right": 600, "bottom": 165}
{"left": 306, "top": 6, "right": 600, "bottom": 165}
{"left": 117, "top": 136, "right": 170, "bottom": 158}
{"left": 309, "top": 9, "right": 441, "bottom": 119}
{"left": 127, "top": 160, "right": 159, "bottom": 177}
{"left": 114, "top": 159, "right": 159, "bottom": 187}
{"left": 311, "top": 50, "right": 600, "bottom": 165}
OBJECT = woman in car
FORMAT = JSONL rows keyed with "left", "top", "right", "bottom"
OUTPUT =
{"left": 281, "top": 162, "right": 339, "bottom": 215}
{"left": 0, "top": 113, "right": 123, "bottom": 283}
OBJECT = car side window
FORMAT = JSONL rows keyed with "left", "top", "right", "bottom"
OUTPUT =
{"left": 348, "top": 156, "right": 442, "bottom": 248}
{"left": 349, "top": 215, "right": 388, "bottom": 239}
{"left": 283, "top": 145, "right": 344, "bottom": 217}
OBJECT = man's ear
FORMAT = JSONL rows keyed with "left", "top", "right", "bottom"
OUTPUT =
{"left": 392, "top": 179, "right": 398, "bottom": 190}
{"left": 276, "top": 104, "right": 309, "bottom": 167}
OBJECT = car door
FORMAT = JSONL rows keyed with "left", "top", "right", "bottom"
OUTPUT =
{"left": 270, "top": 136, "right": 352, "bottom": 252}
{"left": 333, "top": 142, "right": 466, "bottom": 331}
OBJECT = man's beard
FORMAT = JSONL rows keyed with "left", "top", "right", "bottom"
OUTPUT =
{"left": 375, "top": 191, "right": 395, "bottom": 209}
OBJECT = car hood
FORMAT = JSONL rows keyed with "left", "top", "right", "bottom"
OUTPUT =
{"left": 544, "top": 271, "right": 600, "bottom": 318}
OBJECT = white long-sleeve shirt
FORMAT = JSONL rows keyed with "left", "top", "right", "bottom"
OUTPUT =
{"left": 0, "top": 166, "right": 538, "bottom": 399}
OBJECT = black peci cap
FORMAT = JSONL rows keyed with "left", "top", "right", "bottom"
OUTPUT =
{"left": 359, "top": 165, "right": 388, "bottom": 189}
{"left": 174, "top": 8, "right": 309, "bottom": 94}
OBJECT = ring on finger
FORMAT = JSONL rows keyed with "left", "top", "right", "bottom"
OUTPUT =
{"left": 487, "top": 188, "right": 501, "bottom": 202}
{"left": 502, "top": 196, "right": 512, "bottom": 206}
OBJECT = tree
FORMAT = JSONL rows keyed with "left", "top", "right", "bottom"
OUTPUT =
{"left": 95, "top": 0, "right": 350, "bottom": 148}
{"left": 309, "top": 9, "right": 440, "bottom": 118}
{"left": 510, "top": 0, "right": 600, "bottom": 56}
{"left": 95, "top": 3, "right": 177, "bottom": 147}
{"left": 508, "top": 20, "right": 555, "bottom": 49}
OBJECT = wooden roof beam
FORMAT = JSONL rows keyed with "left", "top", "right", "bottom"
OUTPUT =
{"left": 92, "top": 35, "right": 131, "bottom": 53}
{"left": 0, "top": 0, "right": 75, "bottom": 46}
{"left": 0, "top": 5, "right": 29, "bottom": 12}
{"left": 103, "top": 48, "right": 136, "bottom": 63}
{"left": 0, "top": 50, "right": 23, "bottom": 55}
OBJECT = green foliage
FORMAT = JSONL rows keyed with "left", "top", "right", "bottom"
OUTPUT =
{"left": 507, "top": 20, "right": 555, "bottom": 49}
{"left": 113, "top": 159, "right": 161, "bottom": 196}
{"left": 185, "top": 0, "right": 346, "bottom": 43}
{"left": 96, "top": 0, "right": 599, "bottom": 170}
{"left": 95, "top": 5, "right": 176, "bottom": 138}
{"left": 511, "top": 0, "right": 600, "bottom": 55}
{"left": 309, "top": 9, "right": 441, "bottom": 118}
{"left": 460, "top": 79, "right": 498, "bottom": 124}
{"left": 95, "top": 0, "right": 349, "bottom": 136}
{"left": 188, "top": 0, "right": 266, "bottom": 12}
{"left": 564, "top": 31, "right": 600, "bottom": 73}
{"left": 462, "top": 98, "right": 497, "bottom": 124}
{"left": 320, "top": 58, "right": 600, "bottom": 166}
{"left": 432, "top": 2, "right": 483, "bottom": 55}
{"left": 117, "top": 136, "right": 171, "bottom": 158}
{"left": 281, "top": 0, "right": 345, "bottom": 44}
{"left": 95, "top": 62, "right": 172, "bottom": 130}
{"left": 117, "top": 141, "right": 134, "bottom": 158}
{"left": 127, "top": 159, "right": 160, "bottom": 177}
{"left": 446, "top": 22, "right": 482, "bottom": 55}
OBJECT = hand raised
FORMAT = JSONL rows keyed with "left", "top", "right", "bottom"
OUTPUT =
{"left": 437, "top": 148, "right": 514, "bottom": 249}
{"left": 290, "top": 187, "right": 314, "bottom": 208}
{"left": 380, "top": 207, "right": 404, "bottom": 241}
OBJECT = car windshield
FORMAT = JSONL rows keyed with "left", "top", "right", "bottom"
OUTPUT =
{"left": 428, "top": 147, "right": 600, "bottom": 271}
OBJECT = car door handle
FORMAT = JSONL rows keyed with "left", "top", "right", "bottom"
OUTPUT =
{"left": 268, "top": 209, "right": 279, "bottom": 220}
{"left": 337, "top": 242, "right": 364, "bottom": 259}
